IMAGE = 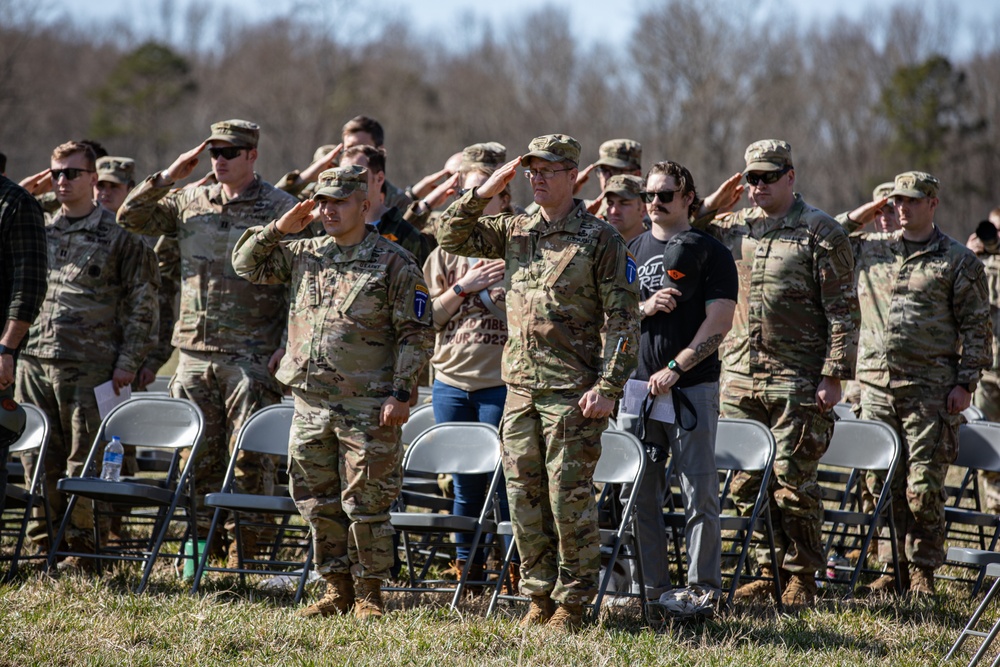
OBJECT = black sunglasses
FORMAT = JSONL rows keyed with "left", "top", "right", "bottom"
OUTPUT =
{"left": 640, "top": 188, "right": 682, "bottom": 204}
{"left": 745, "top": 167, "right": 790, "bottom": 186}
{"left": 50, "top": 168, "right": 94, "bottom": 181}
{"left": 209, "top": 146, "right": 248, "bottom": 160}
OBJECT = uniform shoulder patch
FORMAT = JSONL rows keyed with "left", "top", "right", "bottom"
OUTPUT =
{"left": 625, "top": 252, "right": 638, "bottom": 284}
{"left": 414, "top": 284, "right": 429, "bottom": 319}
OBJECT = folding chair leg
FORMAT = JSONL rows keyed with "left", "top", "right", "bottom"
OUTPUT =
{"left": 486, "top": 537, "right": 518, "bottom": 618}
{"left": 191, "top": 508, "right": 225, "bottom": 595}
{"left": 947, "top": 574, "right": 1000, "bottom": 664}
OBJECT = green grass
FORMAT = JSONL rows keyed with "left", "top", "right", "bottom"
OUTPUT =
{"left": 0, "top": 563, "right": 995, "bottom": 667}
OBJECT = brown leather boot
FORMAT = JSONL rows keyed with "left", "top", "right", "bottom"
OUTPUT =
{"left": 354, "top": 577, "right": 385, "bottom": 619}
{"left": 780, "top": 573, "right": 817, "bottom": 608}
{"left": 519, "top": 593, "right": 555, "bottom": 627}
{"left": 547, "top": 602, "right": 585, "bottom": 633}
{"left": 297, "top": 574, "right": 355, "bottom": 617}
{"left": 909, "top": 566, "right": 936, "bottom": 596}
{"left": 733, "top": 567, "right": 782, "bottom": 602}
{"left": 227, "top": 530, "right": 258, "bottom": 570}
{"left": 861, "top": 568, "right": 909, "bottom": 596}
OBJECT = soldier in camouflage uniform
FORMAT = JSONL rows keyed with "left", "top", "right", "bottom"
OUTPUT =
{"left": 437, "top": 134, "right": 640, "bottom": 631}
{"left": 117, "top": 120, "right": 297, "bottom": 563}
{"left": 598, "top": 174, "right": 647, "bottom": 243}
{"left": 694, "top": 140, "right": 859, "bottom": 607}
{"left": 275, "top": 144, "right": 341, "bottom": 201}
{"left": 843, "top": 172, "right": 991, "bottom": 595}
{"left": 232, "top": 165, "right": 433, "bottom": 619}
{"left": 16, "top": 141, "right": 159, "bottom": 566}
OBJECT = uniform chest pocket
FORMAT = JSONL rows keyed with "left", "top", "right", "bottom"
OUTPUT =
{"left": 341, "top": 272, "right": 388, "bottom": 328}
{"left": 223, "top": 222, "right": 255, "bottom": 279}
{"left": 544, "top": 245, "right": 581, "bottom": 289}
{"left": 62, "top": 240, "right": 113, "bottom": 288}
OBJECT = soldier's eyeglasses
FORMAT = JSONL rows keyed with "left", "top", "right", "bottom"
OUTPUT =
{"left": 745, "top": 167, "right": 790, "bottom": 186}
{"left": 50, "top": 168, "right": 94, "bottom": 181}
{"left": 456, "top": 188, "right": 469, "bottom": 197}
{"left": 524, "top": 167, "right": 574, "bottom": 181}
{"left": 209, "top": 147, "right": 247, "bottom": 160}
{"left": 640, "top": 188, "right": 682, "bottom": 204}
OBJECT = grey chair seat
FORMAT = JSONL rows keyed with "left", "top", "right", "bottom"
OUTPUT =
{"left": 949, "top": 547, "right": 1000, "bottom": 568}
{"left": 57, "top": 478, "right": 175, "bottom": 506}
{"left": 390, "top": 512, "right": 495, "bottom": 534}
{"left": 947, "top": 507, "right": 1000, "bottom": 528}
{"left": 204, "top": 492, "right": 298, "bottom": 515}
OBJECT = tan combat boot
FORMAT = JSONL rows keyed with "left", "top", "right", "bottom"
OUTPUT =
{"left": 297, "top": 573, "right": 355, "bottom": 617}
{"left": 354, "top": 577, "right": 385, "bottom": 619}
{"left": 861, "top": 568, "right": 909, "bottom": 596}
{"left": 909, "top": 566, "right": 936, "bottom": 596}
{"left": 780, "top": 573, "right": 818, "bottom": 608}
{"left": 733, "top": 567, "right": 780, "bottom": 602}
{"left": 519, "top": 594, "right": 555, "bottom": 628}
{"left": 547, "top": 602, "right": 585, "bottom": 633}
{"left": 227, "top": 530, "right": 259, "bottom": 570}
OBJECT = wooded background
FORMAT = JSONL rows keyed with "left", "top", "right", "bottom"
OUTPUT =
{"left": 3, "top": 0, "right": 999, "bottom": 239}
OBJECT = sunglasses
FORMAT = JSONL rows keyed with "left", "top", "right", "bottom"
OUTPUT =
{"left": 640, "top": 188, "right": 682, "bottom": 204}
{"left": 50, "top": 168, "right": 94, "bottom": 181}
{"left": 209, "top": 146, "right": 248, "bottom": 160}
{"left": 745, "top": 167, "right": 790, "bottom": 186}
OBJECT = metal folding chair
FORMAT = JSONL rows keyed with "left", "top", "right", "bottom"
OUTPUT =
{"left": 47, "top": 396, "right": 204, "bottom": 593}
{"left": 387, "top": 422, "right": 503, "bottom": 609}
{"left": 1, "top": 404, "right": 52, "bottom": 581}
{"left": 832, "top": 403, "right": 858, "bottom": 421}
{"left": 817, "top": 419, "right": 902, "bottom": 598}
{"left": 191, "top": 404, "right": 312, "bottom": 602}
{"left": 946, "top": 548, "right": 1000, "bottom": 667}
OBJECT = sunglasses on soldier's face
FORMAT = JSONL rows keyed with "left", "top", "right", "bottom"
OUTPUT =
{"left": 50, "top": 168, "right": 93, "bottom": 181}
{"left": 745, "top": 167, "right": 790, "bottom": 186}
{"left": 640, "top": 188, "right": 682, "bottom": 204}
{"left": 209, "top": 147, "right": 247, "bottom": 160}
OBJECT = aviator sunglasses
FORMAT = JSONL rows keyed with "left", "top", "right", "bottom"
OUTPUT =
{"left": 209, "top": 146, "right": 248, "bottom": 160}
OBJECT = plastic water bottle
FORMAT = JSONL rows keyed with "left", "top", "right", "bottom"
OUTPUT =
{"left": 826, "top": 553, "right": 849, "bottom": 583}
{"left": 101, "top": 436, "right": 124, "bottom": 481}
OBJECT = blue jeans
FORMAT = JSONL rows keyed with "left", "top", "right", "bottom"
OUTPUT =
{"left": 432, "top": 380, "right": 513, "bottom": 563}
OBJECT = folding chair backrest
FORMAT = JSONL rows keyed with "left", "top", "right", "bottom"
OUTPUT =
{"left": 233, "top": 404, "right": 294, "bottom": 457}
{"left": 715, "top": 418, "right": 775, "bottom": 473}
{"left": 820, "top": 420, "right": 900, "bottom": 472}
{"left": 595, "top": 429, "right": 645, "bottom": 484}
{"left": 832, "top": 403, "right": 857, "bottom": 421}
{"left": 956, "top": 422, "right": 1000, "bottom": 473}
{"left": 963, "top": 404, "right": 986, "bottom": 423}
{"left": 401, "top": 403, "right": 436, "bottom": 448}
{"left": 403, "top": 422, "right": 499, "bottom": 475}
{"left": 99, "top": 396, "right": 203, "bottom": 451}
{"left": 9, "top": 404, "right": 48, "bottom": 456}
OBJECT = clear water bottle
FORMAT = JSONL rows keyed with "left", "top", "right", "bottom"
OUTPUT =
{"left": 101, "top": 435, "right": 124, "bottom": 481}
{"left": 826, "top": 553, "right": 849, "bottom": 582}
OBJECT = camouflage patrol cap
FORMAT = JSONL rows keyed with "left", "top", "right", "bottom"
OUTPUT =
{"left": 872, "top": 182, "right": 895, "bottom": 201}
{"left": 519, "top": 134, "right": 581, "bottom": 167}
{"left": 96, "top": 156, "right": 135, "bottom": 185}
{"left": 743, "top": 139, "right": 793, "bottom": 173}
{"left": 313, "top": 165, "right": 368, "bottom": 200}
{"left": 312, "top": 144, "right": 339, "bottom": 163}
{"left": 889, "top": 171, "right": 939, "bottom": 199}
{"left": 206, "top": 119, "right": 260, "bottom": 148}
{"left": 461, "top": 142, "right": 507, "bottom": 170}
{"left": 601, "top": 174, "right": 644, "bottom": 200}
{"left": 595, "top": 139, "right": 642, "bottom": 171}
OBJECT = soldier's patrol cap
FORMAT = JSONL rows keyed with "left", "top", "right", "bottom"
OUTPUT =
{"left": 594, "top": 139, "right": 642, "bottom": 171}
{"left": 888, "top": 171, "right": 939, "bottom": 199}
{"left": 313, "top": 165, "right": 369, "bottom": 200}
{"left": 96, "top": 156, "right": 135, "bottom": 185}
{"left": 743, "top": 139, "right": 793, "bottom": 173}
{"left": 461, "top": 142, "right": 506, "bottom": 170}
{"left": 312, "top": 144, "right": 339, "bottom": 163}
{"left": 872, "top": 182, "right": 895, "bottom": 201}
{"left": 601, "top": 174, "right": 644, "bottom": 200}
{"left": 519, "top": 134, "right": 581, "bottom": 167}
{"left": 206, "top": 119, "right": 260, "bottom": 148}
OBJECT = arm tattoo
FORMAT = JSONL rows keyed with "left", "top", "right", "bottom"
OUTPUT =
{"left": 690, "top": 333, "right": 725, "bottom": 367}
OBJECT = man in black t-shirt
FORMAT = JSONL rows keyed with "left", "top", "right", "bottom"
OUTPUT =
{"left": 621, "top": 160, "right": 738, "bottom": 615}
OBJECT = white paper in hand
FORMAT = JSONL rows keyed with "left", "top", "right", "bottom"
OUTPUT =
{"left": 619, "top": 378, "right": 675, "bottom": 424}
{"left": 94, "top": 380, "right": 131, "bottom": 420}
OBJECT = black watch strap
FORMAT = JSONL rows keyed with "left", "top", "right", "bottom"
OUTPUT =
{"left": 391, "top": 388, "right": 411, "bottom": 402}
{"left": 0, "top": 344, "right": 15, "bottom": 357}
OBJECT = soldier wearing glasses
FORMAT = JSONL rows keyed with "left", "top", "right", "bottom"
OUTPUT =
{"left": 437, "top": 134, "right": 639, "bottom": 631}
{"left": 118, "top": 120, "right": 298, "bottom": 564}
{"left": 693, "top": 139, "right": 859, "bottom": 607}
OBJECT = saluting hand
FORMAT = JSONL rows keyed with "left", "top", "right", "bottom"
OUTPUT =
{"left": 275, "top": 199, "right": 317, "bottom": 235}
{"left": 703, "top": 172, "right": 745, "bottom": 214}
{"left": 19, "top": 169, "right": 53, "bottom": 195}
{"left": 475, "top": 157, "right": 520, "bottom": 199}
{"left": 424, "top": 172, "right": 461, "bottom": 209}
{"left": 299, "top": 143, "right": 344, "bottom": 184}
{"left": 845, "top": 197, "right": 890, "bottom": 227}
{"left": 164, "top": 141, "right": 209, "bottom": 183}
{"left": 574, "top": 163, "right": 597, "bottom": 195}
{"left": 586, "top": 195, "right": 604, "bottom": 216}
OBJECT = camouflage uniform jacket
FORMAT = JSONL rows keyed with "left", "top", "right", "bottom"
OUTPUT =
{"left": 117, "top": 174, "right": 297, "bottom": 354}
{"left": 232, "top": 223, "right": 433, "bottom": 398}
{"left": 694, "top": 194, "right": 859, "bottom": 380}
{"left": 436, "top": 191, "right": 639, "bottom": 400}
{"left": 24, "top": 205, "right": 159, "bottom": 372}
{"left": 843, "top": 219, "right": 991, "bottom": 389}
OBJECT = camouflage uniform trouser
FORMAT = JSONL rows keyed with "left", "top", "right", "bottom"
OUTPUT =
{"left": 974, "top": 370, "right": 1000, "bottom": 513}
{"left": 16, "top": 356, "right": 109, "bottom": 546}
{"left": 288, "top": 390, "right": 402, "bottom": 581}
{"left": 501, "top": 387, "right": 604, "bottom": 605}
{"left": 171, "top": 350, "right": 282, "bottom": 535}
{"left": 722, "top": 373, "right": 833, "bottom": 574}
{"left": 862, "top": 383, "right": 960, "bottom": 569}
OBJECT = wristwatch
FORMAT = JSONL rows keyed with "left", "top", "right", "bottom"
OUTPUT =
{"left": 391, "top": 388, "right": 411, "bottom": 402}
{"left": 452, "top": 284, "right": 469, "bottom": 298}
{"left": 639, "top": 301, "right": 647, "bottom": 317}
{"left": 0, "top": 345, "right": 15, "bottom": 357}
{"left": 667, "top": 359, "right": 684, "bottom": 374}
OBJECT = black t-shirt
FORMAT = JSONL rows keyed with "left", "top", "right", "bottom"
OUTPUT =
{"left": 628, "top": 227, "right": 739, "bottom": 387}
